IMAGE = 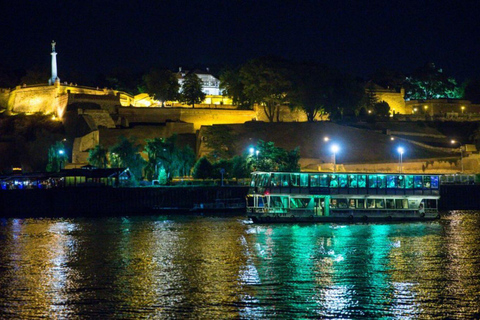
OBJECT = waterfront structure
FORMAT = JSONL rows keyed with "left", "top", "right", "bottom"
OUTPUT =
{"left": 247, "top": 171, "right": 440, "bottom": 222}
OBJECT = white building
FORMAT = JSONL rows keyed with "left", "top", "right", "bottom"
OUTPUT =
{"left": 177, "top": 68, "right": 222, "bottom": 96}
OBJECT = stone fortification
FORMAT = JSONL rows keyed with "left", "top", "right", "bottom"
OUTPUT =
{"left": 118, "top": 107, "right": 256, "bottom": 131}
{"left": 0, "top": 83, "right": 132, "bottom": 117}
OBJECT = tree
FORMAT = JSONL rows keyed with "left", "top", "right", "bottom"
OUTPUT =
{"left": 323, "top": 74, "right": 366, "bottom": 120}
{"left": 240, "top": 56, "right": 292, "bottom": 122}
{"left": 290, "top": 62, "right": 332, "bottom": 122}
{"left": 143, "top": 68, "right": 180, "bottom": 107}
{"left": 405, "top": 63, "right": 462, "bottom": 100}
{"left": 231, "top": 155, "right": 251, "bottom": 179}
{"left": 109, "top": 136, "right": 145, "bottom": 181}
{"left": 88, "top": 144, "right": 109, "bottom": 168}
{"left": 203, "top": 125, "right": 237, "bottom": 160}
{"left": 144, "top": 135, "right": 196, "bottom": 182}
{"left": 46, "top": 141, "right": 68, "bottom": 172}
{"left": 252, "top": 140, "right": 300, "bottom": 172}
{"left": 179, "top": 72, "right": 205, "bottom": 108}
{"left": 219, "top": 67, "right": 252, "bottom": 109}
{"left": 192, "top": 157, "right": 214, "bottom": 179}
{"left": 373, "top": 101, "right": 390, "bottom": 117}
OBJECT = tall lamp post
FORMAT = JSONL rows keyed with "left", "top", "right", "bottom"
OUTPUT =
{"left": 331, "top": 144, "right": 339, "bottom": 172}
{"left": 397, "top": 147, "right": 404, "bottom": 173}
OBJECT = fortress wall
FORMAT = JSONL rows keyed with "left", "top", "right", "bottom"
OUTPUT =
{"left": 118, "top": 107, "right": 256, "bottom": 131}
{"left": 0, "top": 89, "right": 10, "bottom": 110}
{"left": 178, "top": 109, "right": 256, "bottom": 130}
{"left": 375, "top": 90, "right": 406, "bottom": 114}
{"left": 10, "top": 86, "right": 57, "bottom": 114}
{"left": 405, "top": 99, "right": 480, "bottom": 115}
{"left": 255, "top": 104, "right": 326, "bottom": 122}
{"left": 79, "top": 109, "right": 116, "bottom": 128}
{"left": 118, "top": 107, "right": 182, "bottom": 123}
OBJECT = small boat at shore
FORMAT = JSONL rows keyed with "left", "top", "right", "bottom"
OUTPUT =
{"left": 247, "top": 171, "right": 440, "bottom": 223}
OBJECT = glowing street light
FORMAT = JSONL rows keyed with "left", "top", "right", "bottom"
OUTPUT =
{"left": 331, "top": 144, "right": 339, "bottom": 172}
{"left": 397, "top": 147, "right": 404, "bottom": 173}
{"left": 324, "top": 136, "right": 329, "bottom": 142}
{"left": 58, "top": 149, "right": 65, "bottom": 155}
{"left": 249, "top": 147, "right": 255, "bottom": 155}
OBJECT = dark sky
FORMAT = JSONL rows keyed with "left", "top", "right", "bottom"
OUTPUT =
{"left": 1, "top": 0, "right": 479, "bottom": 82}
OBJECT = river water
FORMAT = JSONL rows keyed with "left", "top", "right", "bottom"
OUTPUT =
{"left": 1, "top": 211, "right": 480, "bottom": 319}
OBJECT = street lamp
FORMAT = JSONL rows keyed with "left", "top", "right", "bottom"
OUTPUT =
{"left": 397, "top": 147, "right": 404, "bottom": 173}
{"left": 331, "top": 144, "right": 339, "bottom": 172}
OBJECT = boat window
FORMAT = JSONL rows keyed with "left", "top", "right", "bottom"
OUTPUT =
{"left": 356, "top": 199, "right": 366, "bottom": 209}
{"left": 431, "top": 176, "right": 439, "bottom": 189}
{"left": 414, "top": 176, "right": 423, "bottom": 189}
{"left": 300, "top": 174, "right": 309, "bottom": 187}
{"left": 396, "top": 199, "right": 408, "bottom": 209}
{"left": 290, "top": 174, "right": 308, "bottom": 187}
{"left": 368, "top": 175, "right": 377, "bottom": 188}
{"left": 310, "top": 175, "right": 320, "bottom": 187}
{"left": 378, "top": 175, "right": 386, "bottom": 188}
{"left": 272, "top": 173, "right": 289, "bottom": 187}
{"left": 387, "top": 175, "right": 396, "bottom": 188}
{"left": 408, "top": 200, "right": 418, "bottom": 208}
{"left": 339, "top": 175, "right": 348, "bottom": 188}
{"left": 386, "top": 199, "right": 395, "bottom": 209}
{"left": 348, "top": 199, "right": 356, "bottom": 208}
{"left": 348, "top": 175, "right": 358, "bottom": 188}
{"left": 405, "top": 175, "right": 414, "bottom": 188}
{"left": 290, "top": 174, "right": 300, "bottom": 187}
{"left": 337, "top": 199, "right": 348, "bottom": 208}
{"left": 330, "top": 198, "right": 338, "bottom": 208}
{"left": 330, "top": 175, "right": 339, "bottom": 188}
{"left": 247, "top": 196, "right": 254, "bottom": 207}
{"left": 270, "top": 196, "right": 288, "bottom": 208}
{"left": 319, "top": 174, "right": 329, "bottom": 187}
{"left": 358, "top": 175, "right": 367, "bottom": 188}
{"left": 425, "top": 199, "right": 437, "bottom": 209}
{"left": 290, "top": 197, "right": 310, "bottom": 208}
{"left": 367, "top": 199, "right": 376, "bottom": 208}
{"left": 423, "top": 176, "right": 431, "bottom": 188}
{"left": 431, "top": 176, "right": 438, "bottom": 189}
{"left": 397, "top": 175, "right": 405, "bottom": 188}
{"left": 376, "top": 199, "right": 385, "bottom": 208}
{"left": 271, "top": 173, "right": 281, "bottom": 187}
{"left": 257, "top": 196, "right": 265, "bottom": 207}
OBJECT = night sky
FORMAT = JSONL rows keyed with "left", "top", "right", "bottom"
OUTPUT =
{"left": 1, "top": 0, "right": 479, "bottom": 82}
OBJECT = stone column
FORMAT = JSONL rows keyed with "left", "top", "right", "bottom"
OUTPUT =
{"left": 49, "top": 41, "right": 60, "bottom": 85}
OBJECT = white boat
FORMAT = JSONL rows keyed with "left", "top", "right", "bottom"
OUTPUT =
{"left": 247, "top": 172, "right": 440, "bottom": 223}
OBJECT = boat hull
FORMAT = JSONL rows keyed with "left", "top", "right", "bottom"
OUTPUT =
{"left": 248, "top": 211, "right": 440, "bottom": 223}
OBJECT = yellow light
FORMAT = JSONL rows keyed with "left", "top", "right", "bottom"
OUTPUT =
{"left": 391, "top": 137, "right": 395, "bottom": 141}
{"left": 324, "top": 137, "right": 329, "bottom": 142}
{"left": 451, "top": 140, "right": 456, "bottom": 144}
{"left": 424, "top": 105, "right": 428, "bottom": 109}
{"left": 368, "top": 110, "right": 372, "bottom": 114}
{"left": 414, "top": 108, "right": 418, "bottom": 112}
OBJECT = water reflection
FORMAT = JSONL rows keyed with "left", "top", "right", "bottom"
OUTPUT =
{"left": 0, "top": 213, "right": 479, "bottom": 318}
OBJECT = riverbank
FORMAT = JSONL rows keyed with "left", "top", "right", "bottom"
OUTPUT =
{"left": 0, "top": 184, "right": 477, "bottom": 218}
{"left": 0, "top": 186, "right": 249, "bottom": 218}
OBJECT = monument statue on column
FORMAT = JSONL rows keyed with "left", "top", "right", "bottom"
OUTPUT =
{"left": 49, "top": 40, "right": 60, "bottom": 85}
